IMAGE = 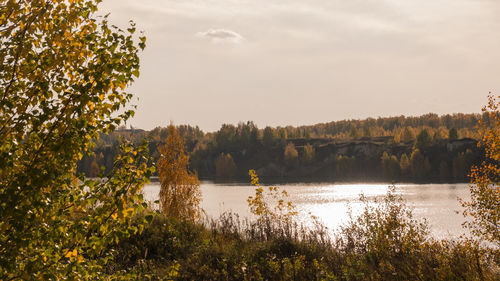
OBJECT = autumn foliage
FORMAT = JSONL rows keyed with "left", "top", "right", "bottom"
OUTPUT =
{"left": 0, "top": 0, "right": 152, "bottom": 279}
{"left": 157, "top": 124, "right": 202, "bottom": 221}
{"left": 462, "top": 94, "right": 500, "bottom": 246}
{"left": 247, "top": 170, "right": 296, "bottom": 222}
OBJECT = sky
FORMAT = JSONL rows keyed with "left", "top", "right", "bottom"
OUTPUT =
{"left": 100, "top": 0, "right": 500, "bottom": 132}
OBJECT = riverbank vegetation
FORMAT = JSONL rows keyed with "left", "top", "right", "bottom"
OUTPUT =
{"left": 107, "top": 188, "right": 499, "bottom": 280}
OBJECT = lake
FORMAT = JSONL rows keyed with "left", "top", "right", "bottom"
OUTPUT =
{"left": 143, "top": 181, "right": 471, "bottom": 240}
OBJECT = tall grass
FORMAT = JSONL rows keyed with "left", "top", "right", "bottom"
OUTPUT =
{"left": 108, "top": 187, "right": 499, "bottom": 280}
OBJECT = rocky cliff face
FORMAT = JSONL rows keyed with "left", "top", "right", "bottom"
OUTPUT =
{"left": 447, "top": 138, "right": 477, "bottom": 152}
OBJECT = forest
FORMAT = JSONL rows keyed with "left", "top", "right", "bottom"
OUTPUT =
{"left": 78, "top": 113, "right": 484, "bottom": 183}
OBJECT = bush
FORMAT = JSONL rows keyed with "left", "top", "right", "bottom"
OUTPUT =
{"left": 339, "top": 187, "right": 429, "bottom": 280}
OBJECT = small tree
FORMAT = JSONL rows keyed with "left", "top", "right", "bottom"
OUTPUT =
{"left": 448, "top": 127, "right": 459, "bottom": 140}
{"left": 349, "top": 126, "right": 359, "bottom": 139}
{"left": 262, "top": 126, "right": 276, "bottom": 147}
{"left": 89, "top": 159, "right": 100, "bottom": 178}
{"left": 301, "top": 143, "right": 315, "bottom": 165}
{"left": 415, "top": 128, "right": 432, "bottom": 149}
{"left": 157, "top": 125, "right": 202, "bottom": 221}
{"left": 399, "top": 153, "right": 411, "bottom": 176}
{"left": 284, "top": 142, "right": 299, "bottom": 168}
{"left": 461, "top": 95, "right": 500, "bottom": 246}
{"left": 336, "top": 155, "right": 356, "bottom": 178}
{"left": 410, "top": 149, "right": 431, "bottom": 178}
{"left": 399, "top": 127, "right": 415, "bottom": 143}
{"left": 387, "top": 155, "right": 400, "bottom": 179}
{"left": 433, "top": 127, "right": 447, "bottom": 143}
{"left": 381, "top": 152, "right": 400, "bottom": 179}
{"left": 363, "top": 126, "right": 372, "bottom": 137}
{"left": 247, "top": 170, "right": 296, "bottom": 222}
{"left": 215, "top": 152, "right": 237, "bottom": 178}
{"left": 381, "top": 151, "right": 391, "bottom": 176}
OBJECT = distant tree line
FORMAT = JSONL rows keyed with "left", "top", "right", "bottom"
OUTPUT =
{"left": 78, "top": 113, "right": 485, "bottom": 182}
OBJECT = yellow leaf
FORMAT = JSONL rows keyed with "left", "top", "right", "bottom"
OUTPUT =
{"left": 64, "top": 249, "right": 72, "bottom": 258}
{"left": 111, "top": 213, "right": 118, "bottom": 220}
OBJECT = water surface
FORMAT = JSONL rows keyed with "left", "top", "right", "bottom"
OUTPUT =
{"left": 143, "top": 182, "right": 470, "bottom": 239}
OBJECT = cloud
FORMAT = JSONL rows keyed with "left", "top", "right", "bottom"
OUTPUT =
{"left": 196, "top": 28, "right": 244, "bottom": 43}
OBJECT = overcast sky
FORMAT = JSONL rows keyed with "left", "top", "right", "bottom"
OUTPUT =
{"left": 100, "top": 0, "right": 500, "bottom": 132}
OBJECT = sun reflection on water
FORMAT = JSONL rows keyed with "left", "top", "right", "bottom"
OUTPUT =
{"left": 143, "top": 182, "right": 470, "bottom": 239}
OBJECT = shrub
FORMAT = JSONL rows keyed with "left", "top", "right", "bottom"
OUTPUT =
{"left": 157, "top": 124, "right": 202, "bottom": 221}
